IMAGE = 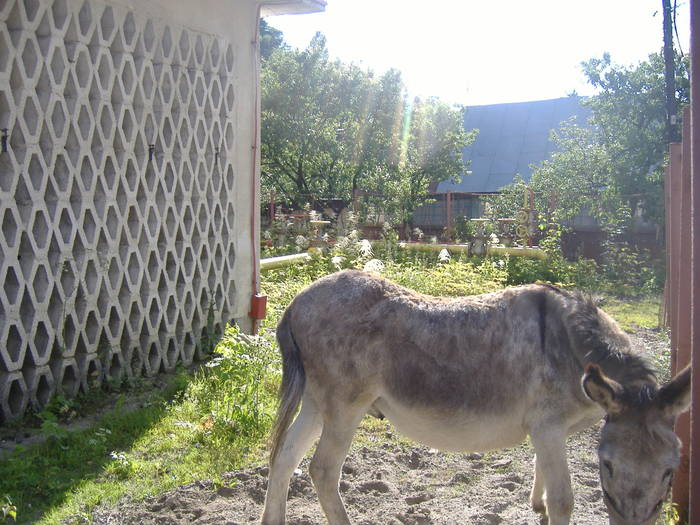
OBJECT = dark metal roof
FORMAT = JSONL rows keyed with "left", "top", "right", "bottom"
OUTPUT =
{"left": 436, "top": 96, "right": 592, "bottom": 193}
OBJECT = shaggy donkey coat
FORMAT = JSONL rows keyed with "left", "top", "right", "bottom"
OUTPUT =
{"left": 261, "top": 270, "right": 691, "bottom": 525}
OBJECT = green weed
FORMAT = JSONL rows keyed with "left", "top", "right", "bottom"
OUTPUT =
{"left": 1, "top": 495, "right": 16, "bottom": 523}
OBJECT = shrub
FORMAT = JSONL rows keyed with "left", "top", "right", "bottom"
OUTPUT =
{"left": 504, "top": 253, "right": 600, "bottom": 289}
{"left": 600, "top": 240, "right": 664, "bottom": 296}
{"left": 184, "top": 326, "right": 279, "bottom": 441}
{"left": 383, "top": 258, "right": 507, "bottom": 297}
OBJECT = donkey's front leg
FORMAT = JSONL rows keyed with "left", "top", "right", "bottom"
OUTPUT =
{"left": 529, "top": 429, "right": 573, "bottom": 525}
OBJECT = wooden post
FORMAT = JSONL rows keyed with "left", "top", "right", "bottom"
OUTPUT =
{"left": 689, "top": 1, "right": 700, "bottom": 520}
{"left": 671, "top": 109, "right": 692, "bottom": 520}
{"left": 446, "top": 191, "right": 453, "bottom": 240}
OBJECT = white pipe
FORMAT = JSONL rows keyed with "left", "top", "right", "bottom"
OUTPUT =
{"left": 260, "top": 252, "right": 312, "bottom": 272}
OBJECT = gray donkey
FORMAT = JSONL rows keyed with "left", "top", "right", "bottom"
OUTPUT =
{"left": 261, "top": 270, "right": 691, "bottom": 525}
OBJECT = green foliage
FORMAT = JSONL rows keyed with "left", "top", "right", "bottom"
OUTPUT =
{"left": 41, "top": 393, "right": 79, "bottom": 420}
{"left": 185, "top": 326, "right": 279, "bottom": 440}
{"left": 453, "top": 216, "right": 477, "bottom": 240}
{"left": 1, "top": 495, "right": 16, "bottom": 523}
{"left": 361, "top": 98, "right": 476, "bottom": 225}
{"left": 581, "top": 52, "right": 689, "bottom": 227}
{"left": 259, "top": 19, "right": 286, "bottom": 60}
{"left": 485, "top": 53, "right": 689, "bottom": 279}
{"left": 383, "top": 258, "right": 507, "bottom": 297}
{"left": 0, "top": 399, "right": 173, "bottom": 524}
{"left": 660, "top": 500, "right": 681, "bottom": 525}
{"left": 38, "top": 412, "right": 69, "bottom": 443}
{"left": 600, "top": 240, "right": 665, "bottom": 296}
{"left": 0, "top": 327, "right": 281, "bottom": 525}
{"left": 261, "top": 33, "right": 472, "bottom": 224}
{"left": 504, "top": 253, "right": 600, "bottom": 290}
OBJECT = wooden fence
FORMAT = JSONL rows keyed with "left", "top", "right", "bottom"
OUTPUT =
{"left": 666, "top": 2, "right": 699, "bottom": 516}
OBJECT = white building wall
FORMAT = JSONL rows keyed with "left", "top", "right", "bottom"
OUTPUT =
{"left": 0, "top": 0, "right": 322, "bottom": 420}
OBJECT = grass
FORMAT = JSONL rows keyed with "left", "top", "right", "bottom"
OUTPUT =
{"left": 0, "top": 328, "right": 278, "bottom": 525}
{"left": 600, "top": 295, "right": 662, "bottom": 332}
{"left": 0, "top": 253, "right": 671, "bottom": 524}
{"left": 1, "top": 377, "right": 187, "bottom": 524}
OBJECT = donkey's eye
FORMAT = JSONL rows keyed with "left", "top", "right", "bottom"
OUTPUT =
{"left": 662, "top": 468, "right": 674, "bottom": 482}
{"left": 603, "top": 460, "right": 614, "bottom": 477}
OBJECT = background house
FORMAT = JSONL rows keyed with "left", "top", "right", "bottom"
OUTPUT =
{"left": 413, "top": 96, "right": 591, "bottom": 230}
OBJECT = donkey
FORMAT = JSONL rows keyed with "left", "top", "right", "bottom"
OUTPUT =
{"left": 261, "top": 270, "right": 691, "bottom": 525}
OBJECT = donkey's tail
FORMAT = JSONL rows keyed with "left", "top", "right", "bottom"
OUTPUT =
{"left": 269, "top": 307, "right": 306, "bottom": 465}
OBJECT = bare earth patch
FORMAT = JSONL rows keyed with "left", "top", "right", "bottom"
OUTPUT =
{"left": 90, "top": 426, "right": 607, "bottom": 525}
{"left": 87, "top": 328, "right": 666, "bottom": 525}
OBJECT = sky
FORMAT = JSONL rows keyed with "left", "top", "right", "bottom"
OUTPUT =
{"left": 265, "top": 0, "right": 690, "bottom": 107}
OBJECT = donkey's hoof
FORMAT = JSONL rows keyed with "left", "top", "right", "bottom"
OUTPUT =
{"left": 531, "top": 500, "right": 546, "bottom": 515}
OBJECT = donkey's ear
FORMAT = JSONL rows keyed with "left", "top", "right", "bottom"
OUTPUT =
{"left": 582, "top": 363, "right": 625, "bottom": 414}
{"left": 657, "top": 365, "right": 691, "bottom": 417}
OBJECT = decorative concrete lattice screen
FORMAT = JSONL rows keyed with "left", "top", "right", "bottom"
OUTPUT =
{"left": 0, "top": 0, "right": 238, "bottom": 419}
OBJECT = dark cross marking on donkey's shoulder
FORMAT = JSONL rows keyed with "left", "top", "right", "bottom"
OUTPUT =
{"left": 537, "top": 287, "right": 547, "bottom": 353}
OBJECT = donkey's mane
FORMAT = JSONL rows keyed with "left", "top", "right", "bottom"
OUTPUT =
{"left": 562, "top": 289, "right": 658, "bottom": 394}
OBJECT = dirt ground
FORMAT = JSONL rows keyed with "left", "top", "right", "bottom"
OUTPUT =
{"left": 86, "top": 329, "right": 668, "bottom": 525}
{"left": 90, "top": 426, "right": 606, "bottom": 525}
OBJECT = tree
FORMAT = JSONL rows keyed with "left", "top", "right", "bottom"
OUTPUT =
{"left": 260, "top": 33, "right": 472, "bottom": 224}
{"left": 578, "top": 52, "right": 688, "bottom": 227}
{"left": 489, "top": 51, "right": 689, "bottom": 236}
{"left": 365, "top": 97, "right": 475, "bottom": 225}
{"left": 259, "top": 19, "right": 286, "bottom": 59}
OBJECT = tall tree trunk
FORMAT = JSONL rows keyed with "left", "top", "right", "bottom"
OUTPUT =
{"left": 662, "top": 0, "right": 680, "bottom": 143}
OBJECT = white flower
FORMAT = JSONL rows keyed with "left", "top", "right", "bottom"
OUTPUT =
{"left": 359, "top": 239, "right": 373, "bottom": 257}
{"left": 331, "top": 256, "right": 345, "bottom": 269}
{"left": 295, "top": 235, "right": 309, "bottom": 249}
{"left": 363, "top": 259, "right": 385, "bottom": 274}
{"left": 438, "top": 249, "right": 451, "bottom": 262}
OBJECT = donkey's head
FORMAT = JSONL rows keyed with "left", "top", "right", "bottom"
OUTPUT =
{"left": 582, "top": 364, "right": 691, "bottom": 525}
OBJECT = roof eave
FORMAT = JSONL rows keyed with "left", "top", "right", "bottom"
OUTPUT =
{"left": 259, "top": 0, "right": 327, "bottom": 16}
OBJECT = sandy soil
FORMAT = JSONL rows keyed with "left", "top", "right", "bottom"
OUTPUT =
{"left": 85, "top": 329, "right": 668, "bottom": 525}
{"left": 90, "top": 425, "right": 607, "bottom": 525}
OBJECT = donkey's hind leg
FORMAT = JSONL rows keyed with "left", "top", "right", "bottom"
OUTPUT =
{"left": 309, "top": 404, "right": 367, "bottom": 525}
{"left": 261, "top": 393, "right": 322, "bottom": 525}
{"left": 530, "top": 454, "right": 546, "bottom": 514}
